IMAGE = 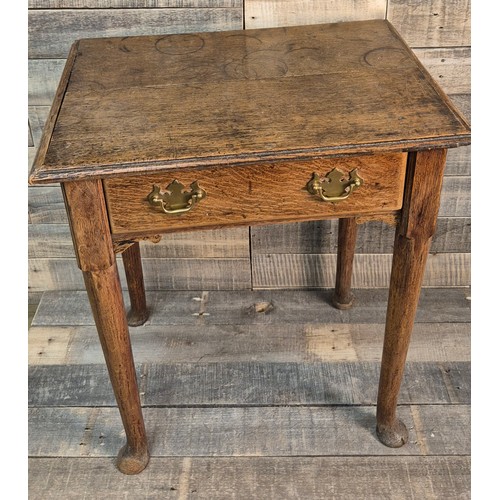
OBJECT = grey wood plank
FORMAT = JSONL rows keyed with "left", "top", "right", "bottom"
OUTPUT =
{"left": 28, "top": 456, "right": 471, "bottom": 500}
{"left": 28, "top": 249, "right": 471, "bottom": 292}
{"left": 29, "top": 186, "right": 66, "bottom": 223}
{"left": 28, "top": 122, "right": 34, "bottom": 147}
{"left": 28, "top": 224, "right": 249, "bottom": 258}
{"left": 449, "top": 93, "right": 471, "bottom": 122}
{"left": 33, "top": 406, "right": 421, "bottom": 456}
{"left": 446, "top": 145, "right": 470, "bottom": 176}
{"left": 411, "top": 404, "right": 470, "bottom": 455}
{"left": 442, "top": 362, "right": 471, "bottom": 403}
{"left": 28, "top": 361, "right": 471, "bottom": 406}
{"left": 28, "top": 252, "right": 468, "bottom": 291}
{"left": 440, "top": 176, "right": 470, "bottom": 217}
{"left": 29, "top": 1, "right": 242, "bottom": 6}
{"left": 388, "top": 0, "right": 470, "bottom": 47}
{"left": 244, "top": 0, "right": 386, "bottom": 29}
{"left": 28, "top": 59, "right": 66, "bottom": 105}
{"left": 27, "top": 321, "right": 471, "bottom": 365}
{"left": 414, "top": 47, "right": 470, "bottom": 94}
{"left": 251, "top": 217, "right": 471, "bottom": 255}
{"left": 28, "top": 225, "right": 77, "bottom": 258}
{"left": 28, "top": 106, "right": 50, "bottom": 148}
{"left": 29, "top": 218, "right": 469, "bottom": 258}
{"left": 29, "top": 8, "right": 243, "bottom": 58}
{"left": 31, "top": 288, "right": 471, "bottom": 326}
{"left": 32, "top": 290, "right": 202, "bottom": 326}
{"left": 252, "top": 252, "right": 470, "bottom": 288}
{"left": 200, "top": 288, "right": 471, "bottom": 324}
{"left": 29, "top": 257, "right": 252, "bottom": 292}
{"left": 29, "top": 291, "right": 44, "bottom": 305}
{"left": 28, "top": 405, "right": 470, "bottom": 456}
{"left": 139, "top": 229, "right": 250, "bottom": 257}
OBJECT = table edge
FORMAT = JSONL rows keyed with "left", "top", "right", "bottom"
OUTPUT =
{"left": 29, "top": 135, "right": 470, "bottom": 185}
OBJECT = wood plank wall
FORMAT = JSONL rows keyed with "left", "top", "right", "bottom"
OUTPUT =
{"left": 28, "top": 0, "right": 471, "bottom": 298}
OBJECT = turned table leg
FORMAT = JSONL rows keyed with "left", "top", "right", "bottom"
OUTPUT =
{"left": 376, "top": 149, "right": 447, "bottom": 447}
{"left": 62, "top": 180, "right": 149, "bottom": 474}
{"left": 122, "top": 242, "right": 149, "bottom": 327}
{"left": 332, "top": 217, "right": 358, "bottom": 309}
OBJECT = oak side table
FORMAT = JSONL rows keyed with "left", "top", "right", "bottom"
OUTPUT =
{"left": 29, "top": 20, "right": 471, "bottom": 474}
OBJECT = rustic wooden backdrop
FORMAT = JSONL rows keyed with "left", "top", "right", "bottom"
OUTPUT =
{"left": 28, "top": 0, "right": 471, "bottom": 302}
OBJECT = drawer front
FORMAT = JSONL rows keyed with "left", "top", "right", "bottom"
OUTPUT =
{"left": 104, "top": 153, "right": 407, "bottom": 236}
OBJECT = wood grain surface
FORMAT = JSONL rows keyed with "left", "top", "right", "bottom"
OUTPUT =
{"left": 29, "top": 20, "right": 470, "bottom": 184}
{"left": 245, "top": 0, "right": 386, "bottom": 29}
{"left": 387, "top": 0, "right": 471, "bottom": 47}
{"left": 28, "top": 456, "right": 470, "bottom": 499}
{"left": 29, "top": 322, "right": 471, "bottom": 365}
{"left": 29, "top": 283, "right": 470, "bottom": 492}
{"left": 105, "top": 154, "right": 406, "bottom": 236}
{"left": 250, "top": 217, "right": 470, "bottom": 254}
{"left": 28, "top": 217, "right": 470, "bottom": 258}
{"left": 29, "top": 1, "right": 242, "bottom": 7}
{"left": 31, "top": 288, "right": 471, "bottom": 327}
{"left": 29, "top": 361, "right": 470, "bottom": 405}
{"left": 28, "top": 8, "right": 243, "bottom": 58}
{"left": 28, "top": 404, "right": 469, "bottom": 456}
{"left": 28, "top": 256, "right": 252, "bottom": 292}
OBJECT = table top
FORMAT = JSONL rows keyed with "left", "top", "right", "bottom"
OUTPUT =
{"left": 29, "top": 19, "right": 470, "bottom": 184}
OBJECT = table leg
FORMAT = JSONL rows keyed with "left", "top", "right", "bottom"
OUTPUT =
{"left": 332, "top": 217, "right": 357, "bottom": 309}
{"left": 122, "top": 242, "right": 149, "bottom": 327}
{"left": 62, "top": 180, "right": 149, "bottom": 474}
{"left": 376, "top": 149, "right": 447, "bottom": 447}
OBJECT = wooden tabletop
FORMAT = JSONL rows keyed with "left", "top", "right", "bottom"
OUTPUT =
{"left": 29, "top": 20, "right": 470, "bottom": 184}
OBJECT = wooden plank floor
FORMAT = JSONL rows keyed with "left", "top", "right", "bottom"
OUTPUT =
{"left": 28, "top": 288, "right": 470, "bottom": 499}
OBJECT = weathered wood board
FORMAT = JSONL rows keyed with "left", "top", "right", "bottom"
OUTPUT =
{"left": 31, "top": 288, "right": 471, "bottom": 327}
{"left": 28, "top": 252, "right": 469, "bottom": 291}
{"left": 28, "top": 187, "right": 66, "bottom": 223}
{"left": 28, "top": 106, "right": 50, "bottom": 148}
{"left": 28, "top": 456, "right": 471, "bottom": 500}
{"left": 413, "top": 47, "right": 471, "bottom": 94}
{"left": 29, "top": 361, "right": 471, "bottom": 405}
{"left": 29, "top": 8, "right": 243, "bottom": 58}
{"left": 29, "top": 217, "right": 470, "bottom": 258}
{"left": 28, "top": 257, "right": 252, "bottom": 292}
{"left": 28, "top": 321, "right": 471, "bottom": 365}
{"left": 28, "top": 59, "right": 66, "bottom": 105}
{"left": 387, "top": 0, "right": 471, "bottom": 47}
{"left": 29, "top": 224, "right": 250, "bottom": 258}
{"left": 252, "top": 252, "right": 470, "bottom": 289}
{"left": 28, "top": 404, "right": 469, "bottom": 456}
{"left": 250, "top": 217, "right": 470, "bottom": 255}
{"left": 244, "top": 1, "right": 386, "bottom": 29}
{"left": 29, "top": 1, "right": 242, "bottom": 7}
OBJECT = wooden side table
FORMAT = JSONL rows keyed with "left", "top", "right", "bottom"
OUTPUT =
{"left": 29, "top": 20, "right": 470, "bottom": 475}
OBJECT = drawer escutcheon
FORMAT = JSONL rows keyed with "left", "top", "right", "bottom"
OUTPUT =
{"left": 147, "top": 180, "right": 206, "bottom": 215}
{"left": 306, "top": 168, "right": 363, "bottom": 203}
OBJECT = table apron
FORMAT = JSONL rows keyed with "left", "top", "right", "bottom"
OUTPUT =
{"left": 104, "top": 153, "right": 407, "bottom": 236}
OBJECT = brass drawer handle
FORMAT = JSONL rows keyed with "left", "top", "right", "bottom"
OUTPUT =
{"left": 306, "top": 168, "right": 363, "bottom": 202}
{"left": 147, "top": 180, "right": 206, "bottom": 215}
